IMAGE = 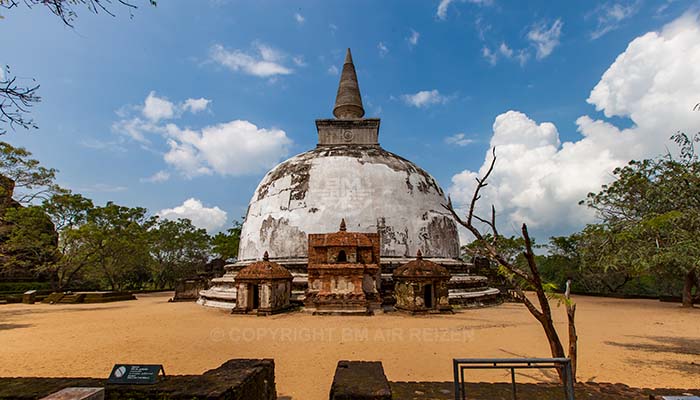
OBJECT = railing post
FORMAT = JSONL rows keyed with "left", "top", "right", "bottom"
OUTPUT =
{"left": 510, "top": 367, "right": 517, "bottom": 400}
{"left": 564, "top": 359, "right": 575, "bottom": 400}
{"left": 453, "top": 360, "right": 459, "bottom": 400}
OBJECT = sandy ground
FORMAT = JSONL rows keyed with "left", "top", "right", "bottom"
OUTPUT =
{"left": 0, "top": 293, "right": 698, "bottom": 399}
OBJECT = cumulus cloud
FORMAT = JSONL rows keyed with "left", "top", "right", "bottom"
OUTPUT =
{"left": 113, "top": 92, "right": 212, "bottom": 143}
{"left": 113, "top": 92, "right": 292, "bottom": 179}
{"left": 182, "top": 98, "right": 211, "bottom": 113}
{"left": 140, "top": 170, "right": 170, "bottom": 183}
{"left": 294, "top": 12, "right": 305, "bottom": 24}
{"left": 163, "top": 120, "right": 291, "bottom": 177}
{"left": 327, "top": 65, "right": 339, "bottom": 75}
{"left": 445, "top": 133, "right": 475, "bottom": 146}
{"left": 210, "top": 43, "right": 293, "bottom": 78}
{"left": 527, "top": 19, "right": 563, "bottom": 59}
{"left": 437, "top": 0, "right": 493, "bottom": 20}
{"left": 401, "top": 90, "right": 449, "bottom": 108}
{"left": 449, "top": 13, "right": 700, "bottom": 239}
{"left": 590, "top": 1, "right": 641, "bottom": 39}
{"left": 143, "top": 91, "right": 176, "bottom": 122}
{"left": 158, "top": 198, "right": 228, "bottom": 233}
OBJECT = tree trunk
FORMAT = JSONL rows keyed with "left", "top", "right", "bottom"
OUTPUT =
{"left": 565, "top": 280, "right": 578, "bottom": 381}
{"left": 682, "top": 269, "right": 697, "bottom": 307}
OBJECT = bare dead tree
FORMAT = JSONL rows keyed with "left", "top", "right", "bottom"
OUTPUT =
{"left": 0, "top": 67, "right": 40, "bottom": 134}
{"left": 0, "top": 0, "right": 156, "bottom": 134}
{"left": 564, "top": 279, "right": 577, "bottom": 379}
{"left": 443, "top": 148, "right": 578, "bottom": 383}
{"left": 0, "top": 0, "right": 156, "bottom": 27}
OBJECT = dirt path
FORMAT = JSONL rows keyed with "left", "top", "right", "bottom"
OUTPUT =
{"left": 0, "top": 293, "right": 698, "bottom": 399}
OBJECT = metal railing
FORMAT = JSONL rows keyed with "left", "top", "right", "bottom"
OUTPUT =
{"left": 452, "top": 358, "right": 575, "bottom": 400}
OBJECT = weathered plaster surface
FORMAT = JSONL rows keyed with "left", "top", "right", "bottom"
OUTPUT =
{"left": 238, "top": 145, "right": 460, "bottom": 262}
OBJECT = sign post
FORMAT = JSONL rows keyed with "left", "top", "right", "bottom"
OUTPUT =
{"left": 107, "top": 364, "right": 165, "bottom": 385}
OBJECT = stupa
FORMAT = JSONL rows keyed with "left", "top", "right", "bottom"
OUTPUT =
{"left": 198, "top": 49, "right": 499, "bottom": 310}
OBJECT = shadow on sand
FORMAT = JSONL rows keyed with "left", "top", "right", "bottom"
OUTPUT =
{"left": 606, "top": 335, "right": 700, "bottom": 374}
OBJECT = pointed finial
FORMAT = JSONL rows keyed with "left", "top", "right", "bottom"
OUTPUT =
{"left": 339, "top": 218, "right": 347, "bottom": 231}
{"left": 333, "top": 48, "right": 365, "bottom": 119}
{"left": 416, "top": 249, "right": 423, "bottom": 260}
{"left": 263, "top": 251, "right": 269, "bottom": 261}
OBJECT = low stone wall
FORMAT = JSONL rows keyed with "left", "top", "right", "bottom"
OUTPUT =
{"left": 171, "top": 278, "right": 208, "bottom": 302}
{"left": 0, "top": 359, "right": 275, "bottom": 400}
{"left": 329, "top": 360, "right": 392, "bottom": 399}
{"left": 391, "top": 381, "right": 700, "bottom": 400}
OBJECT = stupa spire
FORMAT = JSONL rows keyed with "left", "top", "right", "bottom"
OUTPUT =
{"left": 333, "top": 48, "right": 365, "bottom": 119}
{"left": 339, "top": 218, "right": 347, "bottom": 231}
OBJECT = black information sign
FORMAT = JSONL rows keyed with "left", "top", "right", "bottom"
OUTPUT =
{"left": 107, "top": 364, "right": 165, "bottom": 385}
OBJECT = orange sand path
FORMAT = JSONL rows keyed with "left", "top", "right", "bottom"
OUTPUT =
{"left": 1, "top": 292, "right": 698, "bottom": 399}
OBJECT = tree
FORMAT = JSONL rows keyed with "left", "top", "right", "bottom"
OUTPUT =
{"left": 149, "top": 218, "right": 210, "bottom": 289}
{"left": 211, "top": 221, "right": 241, "bottom": 262}
{"left": 83, "top": 202, "right": 153, "bottom": 291}
{"left": 1, "top": 0, "right": 157, "bottom": 27}
{"left": 37, "top": 192, "right": 96, "bottom": 290}
{"left": 0, "top": 66, "right": 40, "bottom": 135}
{"left": 542, "top": 229, "right": 642, "bottom": 296}
{"left": 583, "top": 132, "right": 700, "bottom": 307}
{"left": 444, "top": 149, "right": 578, "bottom": 383}
{"left": 0, "top": 205, "right": 58, "bottom": 278}
{"left": 0, "top": 0, "right": 156, "bottom": 134}
{"left": 0, "top": 142, "right": 59, "bottom": 203}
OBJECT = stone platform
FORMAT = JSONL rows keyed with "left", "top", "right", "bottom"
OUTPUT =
{"left": 42, "top": 292, "right": 136, "bottom": 305}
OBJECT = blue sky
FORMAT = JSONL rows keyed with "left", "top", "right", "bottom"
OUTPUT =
{"left": 2, "top": 0, "right": 699, "bottom": 238}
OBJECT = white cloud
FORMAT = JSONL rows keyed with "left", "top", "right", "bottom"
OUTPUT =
{"left": 140, "top": 170, "right": 170, "bottom": 183}
{"left": 327, "top": 65, "right": 339, "bottom": 75}
{"left": 482, "top": 46, "right": 498, "bottom": 65}
{"left": 158, "top": 198, "right": 228, "bottom": 233}
{"left": 590, "top": 1, "right": 641, "bottom": 40}
{"left": 445, "top": 133, "right": 475, "bottom": 146}
{"left": 113, "top": 92, "right": 211, "bottom": 143}
{"left": 294, "top": 12, "right": 305, "bottom": 24}
{"left": 437, "top": 0, "right": 453, "bottom": 19}
{"left": 292, "top": 56, "right": 306, "bottom": 67}
{"left": 377, "top": 42, "right": 389, "bottom": 57}
{"left": 113, "top": 92, "right": 292, "bottom": 179}
{"left": 408, "top": 29, "right": 420, "bottom": 47}
{"left": 515, "top": 50, "right": 530, "bottom": 66}
{"left": 163, "top": 120, "right": 292, "bottom": 178}
{"left": 483, "top": 42, "right": 530, "bottom": 66}
{"left": 143, "top": 91, "right": 176, "bottom": 122}
{"left": 437, "top": 0, "right": 493, "bottom": 20}
{"left": 182, "top": 98, "right": 211, "bottom": 113}
{"left": 498, "top": 42, "right": 513, "bottom": 58}
{"left": 401, "top": 89, "right": 449, "bottom": 108}
{"left": 210, "top": 43, "right": 293, "bottom": 78}
{"left": 527, "top": 19, "right": 563, "bottom": 59}
{"left": 77, "top": 183, "right": 128, "bottom": 193}
{"left": 112, "top": 116, "right": 160, "bottom": 144}
{"left": 449, "top": 13, "right": 700, "bottom": 239}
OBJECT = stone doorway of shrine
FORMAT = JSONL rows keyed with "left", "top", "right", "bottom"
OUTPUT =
{"left": 424, "top": 284, "right": 433, "bottom": 308}
{"left": 252, "top": 284, "right": 260, "bottom": 310}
